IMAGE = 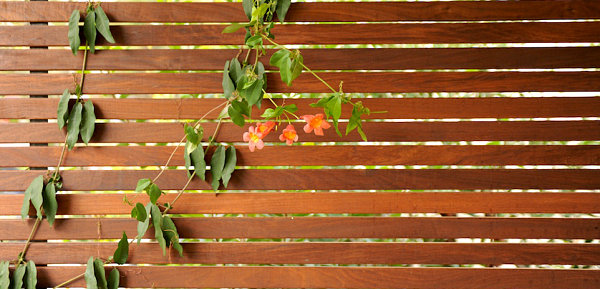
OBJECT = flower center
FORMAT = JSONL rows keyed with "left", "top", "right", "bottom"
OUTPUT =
{"left": 250, "top": 133, "right": 260, "bottom": 143}
{"left": 284, "top": 131, "right": 296, "bottom": 139}
{"left": 310, "top": 117, "right": 322, "bottom": 128}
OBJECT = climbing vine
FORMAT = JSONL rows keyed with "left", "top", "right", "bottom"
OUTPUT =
{"left": 1, "top": 1, "right": 375, "bottom": 288}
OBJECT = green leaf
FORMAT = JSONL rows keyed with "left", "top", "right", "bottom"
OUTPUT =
{"left": 136, "top": 203, "right": 152, "bottom": 244}
{"left": 289, "top": 54, "right": 303, "bottom": 85}
{"left": 269, "top": 49, "right": 290, "bottom": 67}
{"left": 210, "top": 145, "right": 226, "bottom": 191}
{"left": 68, "top": 10, "right": 81, "bottom": 55}
{"left": 24, "top": 261, "right": 36, "bottom": 289}
{"left": 245, "top": 35, "right": 262, "bottom": 47}
{"left": 222, "top": 23, "right": 247, "bottom": 34}
{"left": 310, "top": 95, "right": 335, "bottom": 108}
{"left": 94, "top": 6, "right": 115, "bottom": 43}
{"left": 279, "top": 57, "right": 292, "bottom": 86}
{"left": 244, "top": 79, "right": 264, "bottom": 107}
{"left": 251, "top": 3, "right": 269, "bottom": 22}
{"left": 42, "top": 183, "right": 58, "bottom": 226}
{"left": 80, "top": 100, "right": 96, "bottom": 144}
{"left": 146, "top": 183, "right": 162, "bottom": 205}
{"left": 184, "top": 144, "right": 192, "bottom": 176}
{"left": 242, "top": 0, "right": 253, "bottom": 20}
{"left": 283, "top": 104, "right": 298, "bottom": 113}
{"left": 222, "top": 61, "right": 235, "bottom": 99}
{"left": 162, "top": 216, "right": 183, "bottom": 257}
{"left": 84, "top": 257, "right": 97, "bottom": 289}
{"left": 135, "top": 178, "right": 152, "bottom": 193}
{"left": 66, "top": 102, "right": 83, "bottom": 150}
{"left": 228, "top": 59, "right": 243, "bottom": 84}
{"left": 57, "top": 89, "right": 70, "bottom": 129}
{"left": 184, "top": 124, "right": 200, "bottom": 153}
{"left": 11, "top": 264, "right": 25, "bottom": 289}
{"left": 261, "top": 107, "right": 283, "bottom": 119}
{"left": 113, "top": 232, "right": 129, "bottom": 265}
{"left": 231, "top": 100, "right": 250, "bottom": 117}
{"left": 151, "top": 204, "right": 167, "bottom": 255}
{"left": 221, "top": 146, "right": 236, "bottom": 188}
{"left": 228, "top": 106, "right": 245, "bottom": 127}
{"left": 190, "top": 142, "right": 206, "bottom": 181}
{"left": 21, "top": 175, "right": 43, "bottom": 220}
{"left": 132, "top": 202, "right": 147, "bottom": 222}
{"left": 107, "top": 269, "right": 119, "bottom": 289}
{"left": 276, "top": 0, "right": 292, "bottom": 22}
{"left": 83, "top": 10, "right": 96, "bottom": 53}
{"left": 327, "top": 96, "right": 342, "bottom": 122}
{"left": 0, "top": 261, "right": 9, "bottom": 289}
{"left": 93, "top": 259, "right": 107, "bottom": 289}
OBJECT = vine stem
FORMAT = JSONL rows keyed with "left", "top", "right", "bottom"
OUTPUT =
{"left": 16, "top": 217, "right": 42, "bottom": 266}
{"left": 53, "top": 272, "right": 84, "bottom": 289}
{"left": 53, "top": 135, "right": 69, "bottom": 178}
{"left": 76, "top": 43, "right": 89, "bottom": 101}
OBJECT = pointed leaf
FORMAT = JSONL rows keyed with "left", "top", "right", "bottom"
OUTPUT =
{"left": 93, "top": 259, "right": 107, "bottom": 289}
{"left": 132, "top": 202, "right": 147, "bottom": 222}
{"left": 242, "top": 0, "right": 253, "bottom": 20}
{"left": 84, "top": 257, "right": 97, "bottom": 289}
{"left": 290, "top": 54, "right": 303, "bottom": 84}
{"left": 136, "top": 203, "right": 152, "bottom": 244}
{"left": 231, "top": 100, "right": 250, "bottom": 117}
{"left": 210, "top": 145, "right": 226, "bottom": 191}
{"left": 244, "top": 79, "right": 263, "bottom": 107}
{"left": 222, "top": 23, "right": 247, "bottom": 34}
{"left": 83, "top": 10, "right": 96, "bottom": 53}
{"left": 184, "top": 144, "right": 192, "bottom": 176}
{"left": 11, "top": 264, "right": 25, "bottom": 289}
{"left": 276, "top": 0, "right": 292, "bottom": 22}
{"left": 57, "top": 89, "right": 70, "bottom": 129}
{"left": 0, "top": 261, "right": 9, "bottom": 289}
{"left": 107, "top": 269, "right": 119, "bottom": 289}
{"left": 80, "top": 100, "right": 96, "bottom": 144}
{"left": 146, "top": 183, "right": 162, "bottom": 205}
{"left": 68, "top": 10, "right": 81, "bottom": 55}
{"left": 161, "top": 216, "right": 183, "bottom": 257}
{"left": 279, "top": 57, "right": 292, "bottom": 86}
{"left": 42, "top": 183, "right": 58, "bottom": 226}
{"left": 151, "top": 204, "right": 167, "bottom": 255}
{"left": 94, "top": 6, "right": 115, "bottom": 43}
{"left": 221, "top": 146, "right": 236, "bottom": 188}
{"left": 222, "top": 61, "right": 235, "bottom": 99}
{"left": 24, "top": 261, "right": 36, "bottom": 289}
{"left": 190, "top": 143, "right": 206, "bottom": 181}
{"left": 134, "top": 178, "right": 152, "bottom": 193}
{"left": 113, "top": 232, "right": 129, "bottom": 265}
{"left": 269, "top": 49, "right": 290, "bottom": 67}
{"left": 245, "top": 35, "right": 262, "bottom": 47}
{"left": 66, "top": 102, "right": 83, "bottom": 150}
{"left": 228, "top": 59, "right": 242, "bottom": 84}
{"left": 227, "top": 106, "right": 245, "bottom": 127}
{"left": 21, "top": 175, "right": 43, "bottom": 220}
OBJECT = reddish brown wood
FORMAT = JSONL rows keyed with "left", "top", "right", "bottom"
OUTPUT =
{"left": 2, "top": 97, "right": 600, "bottom": 120}
{"left": 2, "top": 72, "right": 600, "bottom": 95}
{"left": 2, "top": 192, "right": 599, "bottom": 215}
{"left": 1, "top": 242, "right": 597, "bottom": 265}
{"left": 1, "top": 121, "right": 598, "bottom": 143}
{"left": 2, "top": 23, "right": 600, "bottom": 47}
{"left": 2, "top": 1, "right": 600, "bottom": 22}
{"left": 3, "top": 48, "right": 600, "bottom": 71}
{"left": 0, "top": 145, "right": 598, "bottom": 167}
{"left": 2, "top": 217, "right": 598, "bottom": 240}
{"left": 33, "top": 266, "right": 600, "bottom": 288}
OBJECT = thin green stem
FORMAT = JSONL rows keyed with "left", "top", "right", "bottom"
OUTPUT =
{"left": 53, "top": 136, "right": 69, "bottom": 179}
{"left": 17, "top": 217, "right": 42, "bottom": 266}
{"left": 162, "top": 172, "right": 194, "bottom": 216}
{"left": 204, "top": 117, "right": 224, "bottom": 155}
{"left": 76, "top": 43, "right": 89, "bottom": 101}
{"left": 243, "top": 47, "right": 252, "bottom": 64}
{"left": 53, "top": 272, "right": 84, "bottom": 289}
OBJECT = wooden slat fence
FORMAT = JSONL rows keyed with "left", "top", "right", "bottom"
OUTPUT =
{"left": 0, "top": 1, "right": 599, "bottom": 288}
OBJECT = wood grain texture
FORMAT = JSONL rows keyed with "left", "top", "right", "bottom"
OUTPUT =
{"left": 2, "top": 97, "right": 600, "bottom": 120}
{"left": 2, "top": 72, "right": 600, "bottom": 95}
{"left": 2, "top": 217, "right": 598, "bottom": 240}
{"left": 0, "top": 145, "right": 599, "bottom": 167}
{"left": 3, "top": 48, "right": 600, "bottom": 71}
{"left": 2, "top": 1, "right": 599, "bottom": 22}
{"left": 2, "top": 23, "right": 600, "bottom": 47}
{"left": 31, "top": 266, "right": 600, "bottom": 289}
{"left": 2, "top": 192, "right": 599, "bottom": 215}
{"left": 1, "top": 242, "right": 597, "bottom": 265}
{"left": 1, "top": 121, "right": 598, "bottom": 143}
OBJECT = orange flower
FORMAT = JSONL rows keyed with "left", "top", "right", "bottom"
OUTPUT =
{"left": 242, "top": 126, "right": 264, "bottom": 152}
{"left": 301, "top": 114, "right": 331, "bottom": 136}
{"left": 279, "top": 124, "right": 298, "bottom": 145}
{"left": 255, "top": 121, "right": 276, "bottom": 138}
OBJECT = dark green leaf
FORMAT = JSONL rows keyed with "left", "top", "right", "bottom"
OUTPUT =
{"left": 21, "top": 175, "right": 43, "bottom": 220}
{"left": 222, "top": 61, "right": 235, "bottom": 99}
{"left": 136, "top": 203, "right": 152, "bottom": 244}
{"left": 80, "top": 100, "right": 96, "bottom": 144}
{"left": 245, "top": 35, "right": 262, "bottom": 47}
{"left": 135, "top": 178, "right": 152, "bottom": 193}
{"left": 221, "top": 146, "right": 236, "bottom": 188}
{"left": 42, "top": 183, "right": 58, "bottom": 226}
{"left": 107, "top": 269, "right": 119, "bottom": 289}
{"left": 261, "top": 107, "right": 283, "bottom": 119}
{"left": 113, "top": 232, "right": 129, "bottom": 265}
{"left": 184, "top": 144, "right": 192, "bottom": 176}
{"left": 251, "top": 3, "right": 269, "bottom": 22}
{"left": 84, "top": 257, "right": 97, "bottom": 289}
{"left": 24, "top": 261, "right": 36, "bottom": 289}
{"left": 242, "top": 0, "right": 253, "bottom": 20}
{"left": 283, "top": 104, "right": 298, "bottom": 113}
{"left": 279, "top": 57, "right": 292, "bottom": 86}
{"left": 269, "top": 49, "right": 290, "bottom": 67}
{"left": 161, "top": 216, "right": 183, "bottom": 257}
{"left": 0, "top": 261, "right": 9, "bottom": 289}
{"left": 228, "top": 58, "right": 242, "bottom": 84}
{"left": 327, "top": 96, "right": 342, "bottom": 122}
{"left": 310, "top": 95, "right": 335, "bottom": 108}
{"left": 93, "top": 259, "right": 107, "bottom": 289}
{"left": 244, "top": 79, "right": 264, "bottom": 107}
{"left": 132, "top": 202, "right": 147, "bottom": 222}
{"left": 151, "top": 204, "right": 166, "bottom": 255}
{"left": 57, "top": 89, "right": 70, "bottom": 129}
{"left": 210, "top": 145, "right": 226, "bottom": 191}
{"left": 146, "top": 183, "right": 162, "bottom": 205}
{"left": 222, "top": 23, "right": 248, "bottom": 34}
{"left": 289, "top": 54, "right": 303, "bottom": 85}
{"left": 190, "top": 142, "right": 206, "bottom": 181}
{"left": 228, "top": 106, "right": 245, "bottom": 127}
{"left": 83, "top": 10, "right": 96, "bottom": 53}
{"left": 231, "top": 99, "right": 250, "bottom": 117}
{"left": 66, "top": 102, "right": 83, "bottom": 150}
{"left": 68, "top": 10, "right": 81, "bottom": 55}
{"left": 94, "top": 6, "right": 115, "bottom": 43}
{"left": 184, "top": 124, "right": 200, "bottom": 153}
{"left": 276, "top": 0, "right": 292, "bottom": 22}
{"left": 11, "top": 264, "right": 25, "bottom": 289}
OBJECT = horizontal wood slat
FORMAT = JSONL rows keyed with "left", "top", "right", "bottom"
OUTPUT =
{"left": 31, "top": 266, "right": 600, "bottom": 289}
{"left": 2, "top": 23, "right": 600, "bottom": 47}
{"left": 4, "top": 48, "right": 600, "bottom": 71}
{"left": 2, "top": 72, "right": 600, "bottom": 95}
{"left": 1, "top": 145, "right": 599, "bottom": 167}
{"left": 1, "top": 242, "right": 597, "bottom": 265}
{"left": 3, "top": 217, "right": 598, "bottom": 240}
{"left": 3, "top": 192, "right": 599, "bottom": 215}
{"left": 1, "top": 121, "right": 598, "bottom": 143}
{"left": 2, "top": 1, "right": 600, "bottom": 22}
{"left": 2, "top": 97, "right": 600, "bottom": 120}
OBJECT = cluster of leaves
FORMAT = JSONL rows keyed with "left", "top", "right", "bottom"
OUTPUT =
{"left": 0, "top": 260, "right": 37, "bottom": 289}
{"left": 20, "top": 175, "right": 60, "bottom": 226}
{"left": 68, "top": 3, "right": 115, "bottom": 55}
{"left": 84, "top": 257, "right": 120, "bottom": 289}
{"left": 58, "top": 89, "right": 96, "bottom": 150}
{"left": 310, "top": 95, "right": 370, "bottom": 141}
